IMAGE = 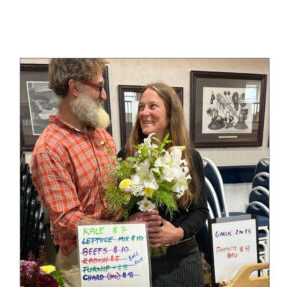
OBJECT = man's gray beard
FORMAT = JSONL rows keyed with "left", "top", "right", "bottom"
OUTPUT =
{"left": 70, "top": 94, "right": 110, "bottom": 129}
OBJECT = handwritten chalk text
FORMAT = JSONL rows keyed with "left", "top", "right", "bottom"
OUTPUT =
{"left": 82, "top": 272, "right": 138, "bottom": 281}
{"left": 82, "top": 247, "right": 108, "bottom": 256}
{"left": 216, "top": 246, "right": 237, "bottom": 254}
{"left": 82, "top": 237, "right": 113, "bottom": 244}
{"left": 215, "top": 231, "right": 232, "bottom": 237}
{"left": 82, "top": 255, "right": 120, "bottom": 264}
{"left": 83, "top": 227, "right": 104, "bottom": 236}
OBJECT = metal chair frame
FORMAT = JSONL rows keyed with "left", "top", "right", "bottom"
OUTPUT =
{"left": 246, "top": 201, "right": 269, "bottom": 217}
{"left": 252, "top": 172, "right": 269, "bottom": 190}
{"left": 205, "top": 177, "right": 222, "bottom": 219}
{"left": 249, "top": 186, "right": 269, "bottom": 208}
{"left": 255, "top": 158, "right": 269, "bottom": 174}
{"left": 203, "top": 157, "right": 229, "bottom": 216}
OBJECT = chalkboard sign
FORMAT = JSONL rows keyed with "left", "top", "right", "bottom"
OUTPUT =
{"left": 77, "top": 223, "right": 151, "bottom": 287}
{"left": 210, "top": 215, "right": 258, "bottom": 285}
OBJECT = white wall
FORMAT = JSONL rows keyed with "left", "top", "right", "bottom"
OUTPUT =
{"left": 224, "top": 183, "right": 251, "bottom": 212}
{"left": 21, "top": 58, "right": 269, "bottom": 168}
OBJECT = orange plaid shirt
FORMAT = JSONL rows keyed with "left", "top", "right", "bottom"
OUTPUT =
{"left": 31, "top": 115, "right": 117, "bottom": 256}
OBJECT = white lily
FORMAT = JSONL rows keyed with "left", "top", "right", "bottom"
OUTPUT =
{"left": 135, "top": 159, "right": 150, "bottom": 179}
{"left": 170, "top": 147, "right": 183, "bottom": 166}
{"left": 144, "top": 172, "right": 159, "bottom": 191}
{"left": 154, "top": 150, "right": 172, "bottom": 168}
{"left": 144, "top": 133, "right": 156, "bottom": 144}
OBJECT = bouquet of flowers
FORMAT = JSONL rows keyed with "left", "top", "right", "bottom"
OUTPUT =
{"left": 20, "top": 248, "right": 65, "bottom": 287}
{"left": 105, "top": 133, "right": 191, "bottom": 256}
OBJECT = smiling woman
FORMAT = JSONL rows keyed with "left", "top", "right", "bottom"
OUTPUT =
{"left": 117, "top": 81, "right": 208, "bottom": 287}
{"left": 118, "top": 85, "right": 183, "bottom": 149}
{"left": 138, "top": 88, "right": 168, "bottom": 141}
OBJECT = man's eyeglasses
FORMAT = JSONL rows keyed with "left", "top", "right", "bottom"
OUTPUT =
{"left": 82, "top": 81, "right": 104, "bottom": 95}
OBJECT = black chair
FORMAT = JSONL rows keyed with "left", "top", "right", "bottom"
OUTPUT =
{"left": 249, "top": 186, "right": 269, "bottom": 208}
{"left": 246, "top": 201, "right": 269, "bottom": 238}
{"left": 246, "top": 201, "right": 269, "bottom": 218}
{"left": 252, "top": 172, "right": 269, "bottom": 190}
{"left": 245, "top": 162, "right": 270, "bottom": 238}
{"left": 255, "top": 158, "right": 269, "bottom": 174}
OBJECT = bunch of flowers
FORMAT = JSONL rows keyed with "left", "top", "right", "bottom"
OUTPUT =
{"left": 20, "top": 248, "right": 65, "bottom": 287}
{"left": 105, "top": 133, "right": 191, "bottom": 256}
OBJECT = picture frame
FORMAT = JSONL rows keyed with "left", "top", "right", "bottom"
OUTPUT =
{"left": 118, "top": 85, "right": 183, "bottom": 149}
{"left": 20, "top": 63, "right": 112, "bottom": 151}
{"left": 190, "top": 71, "right": 267, "bottom": 147}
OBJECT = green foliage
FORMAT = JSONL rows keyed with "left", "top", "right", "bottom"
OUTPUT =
{"left": 105, "top": 184, "right": 126, "bottom": 217}
{"left": 52, "top": 269, "right": 65, "bottom": 287}
{"left": 152, "top": 183, "right": 178, "bottom": 219}
{"left": 120, "top": 195, "right": 142, "bottom": 220}
{"left": 114, "top": 158, "right": 134, "bottom": 179}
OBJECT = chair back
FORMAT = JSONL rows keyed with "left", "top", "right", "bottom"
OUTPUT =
{"left": 246, "top": 201, "right": 269, "bottom": 218}
{"left": 203, "top": 157, "right": 229, "bottom": 216}
{"left": 252, "top": 172, "right": 269, "bottom": 190}
{"left": 204, "top": 177, "right": 222, "bottom": 218}
{"left": 255, "top": 158, "right": 269, "bottom": 174}
{"left": 207, "top": 202, "right": 215, "bottom": 219}
{"left": 249, "top": 186, "right": 269, "bottom": 208}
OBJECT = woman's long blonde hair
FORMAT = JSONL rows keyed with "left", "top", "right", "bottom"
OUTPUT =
{"left": 126, "top": 82, "right": 200, "bottom": 207}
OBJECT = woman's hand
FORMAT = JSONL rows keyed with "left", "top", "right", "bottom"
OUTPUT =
{"left": 128, "top": 211, "right": 162, "bottom": 234}
{"left": 148, "top": 219, "right": 184, "bottom": 248}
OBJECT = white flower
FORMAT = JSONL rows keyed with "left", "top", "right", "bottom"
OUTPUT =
{"left": 131, "top": 173, "right": 141, "bottom": 185}
{"left": 135, "top": 159, "right": 150, "bottom": 178}
{"left": 144, "top": 133, "right": 156, "bottom": 144}
{"left": 138, "top": 197, "right": 155, "bottom": 211}
{"left": 151, "top": 143, "right": 159, "bottom": 149}
{"left": 170, "top": 148, "right": 183, "bottom": 166}
{"left": 161, "top": 165, "right": 176, "bottom": 182}
{"left": 131, "top": 184, "right": 145, "bottom": 196}
{"left": 130, "top": 174, "right": 144, "bottom": 196}
{"left": 151, "top": 166, "right": 160, "bottom": 173}
{"left": 154, "top": 151, "right": 172, "bottom": 168}
{"left": 144, "top": 173, "right": 159, "bottom": 191}
{"left": 172, "top": 166, "right": 192, "bottom": 197}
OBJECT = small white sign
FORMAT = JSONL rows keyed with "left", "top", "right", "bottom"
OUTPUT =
{"left": 77, "top": 223, "right": 151, "bottom": 287}
{"left": 210, "top": 215, "right": 258, "bottom": 283}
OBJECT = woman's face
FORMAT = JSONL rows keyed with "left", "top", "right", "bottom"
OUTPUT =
{"left": 138, "top": 88, "right": 169, "bottom": 141}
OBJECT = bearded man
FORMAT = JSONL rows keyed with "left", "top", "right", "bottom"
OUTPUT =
{"left": 31, "top": 58, "right": 115, "bottom": 287}
{"left": 31, "top": 59, "right": 161, "bottom": 287}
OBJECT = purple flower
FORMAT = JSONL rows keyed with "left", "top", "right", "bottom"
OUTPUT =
{"left": 38, "top": 274, "right": 59, "bottom": 287}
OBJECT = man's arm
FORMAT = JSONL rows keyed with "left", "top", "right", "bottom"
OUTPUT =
{"left": 31, "top": 150, "right": 85, "bottom": 239}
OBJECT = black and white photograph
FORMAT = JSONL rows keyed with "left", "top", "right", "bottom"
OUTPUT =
{"left": 26, "top": 81, "right": 59, "bottom": 135}
{"left": 202, "top": 86, "right": 258, "bottom": 134}
{"left": 190, "top": 70, "right": 267, "bottom": 147}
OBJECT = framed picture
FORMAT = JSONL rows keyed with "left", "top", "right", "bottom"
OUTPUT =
{"left": 190, "top": 71, "right": 267, "bottom": 147}
{"left": 20, "top": 63, "right": 112, "bottom": 151}
{"left": 118, "top": 85, "right": 183, "bottom": 149}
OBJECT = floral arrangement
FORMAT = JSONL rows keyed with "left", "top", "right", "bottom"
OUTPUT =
{"left": 105, "top": 133, "right": 191, "bottom": 256}
{"left": 20, "top": 248, "right": 65, "bottom": 287}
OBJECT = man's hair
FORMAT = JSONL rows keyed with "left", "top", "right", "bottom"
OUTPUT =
{"left": 127, "top": 82, "right": 200, "bottom": 207}
{"left": 49, "top": 58, "right": 106, "bottom": 97}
